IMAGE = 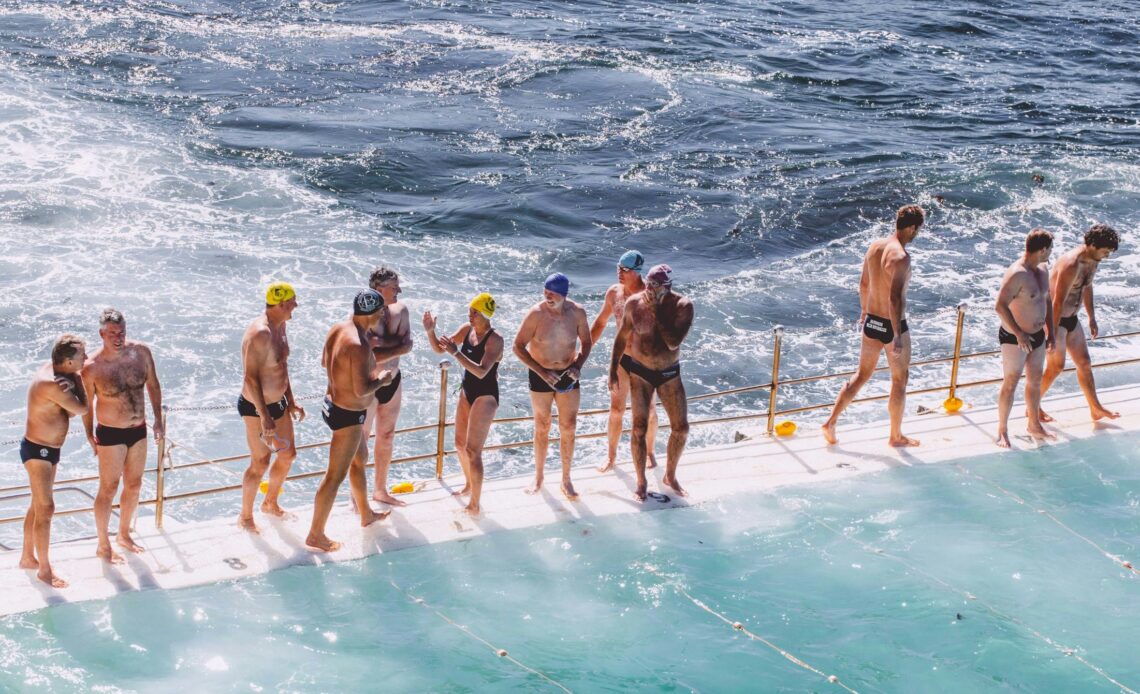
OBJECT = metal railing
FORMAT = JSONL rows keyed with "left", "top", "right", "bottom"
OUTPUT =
{"left": 2, "top": 303, "right": 1139, "bottom": 534}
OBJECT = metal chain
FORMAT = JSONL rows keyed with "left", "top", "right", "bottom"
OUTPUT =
{"left": 165, "top": 391, "right": 325, "bottom": 413}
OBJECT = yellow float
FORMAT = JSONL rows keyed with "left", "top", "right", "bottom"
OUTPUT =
{"left": 943, "top": 397, "right": 964, "bottom": 413}
{"left": 391, "top": 481, "right": 416, "bottom": 495}
{"left": 774, "top": 421, "right": 797, "bottom": 437}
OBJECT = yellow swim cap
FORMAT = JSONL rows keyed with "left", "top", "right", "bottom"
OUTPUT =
{"left": 266, "top": 282, "right": 296, "bottom": 306}
{"left": 469, "top": 292, "right": 496, "bottom": 318}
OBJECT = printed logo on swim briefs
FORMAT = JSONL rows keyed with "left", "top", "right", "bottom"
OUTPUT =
{"left": 40, "top": 448, "right": 48, "bottom": 457}
{"left": 358, "top": 414, "right": 365, "bottom": 423}
{"left": 866, "top": 318, "right": 886, "bottom": 332}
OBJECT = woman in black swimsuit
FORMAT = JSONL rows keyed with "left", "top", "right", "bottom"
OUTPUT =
{"left": 423, "top": 293, "right": 503, "bottom": 517}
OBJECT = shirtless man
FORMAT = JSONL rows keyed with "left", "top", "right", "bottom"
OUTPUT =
{"left": 994, "top": 230, "right": 1055, "bottom": 448}
{"left": 306, "top": 289, "right": 394, "bottom": 552}
{"left": 609, "top": 264, "right": 693, "bottom": 501}
{"left": 1039, "top": 223, "right": 1121, "bottom": 421}
{"left": 19, "top": 335, "right": 88, "bottom": 588}
{"left": 363, "top": 267, "right": 413, "bottom": 506}
{"left": 83, "top": 309, "right": 163, "bottom": 563}
{"left": 590, "top": 250, "right": 658, "bottom": 473}
{"left": 237, "top": 282, "right": 305, "bottom": 533}
{"left": 513, "top": 273, "right": 592, "bottom": 499}
{"left": 821, "top": 205, "right": 924, "bottom": 447}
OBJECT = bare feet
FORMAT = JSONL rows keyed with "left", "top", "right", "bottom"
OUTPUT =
{"left": 97, "top": 545, "right": 125, "bottom": 565}
{"left": 238, "top": 516, "right": 260, "bottom": 534}
{"left": 1026, "top": 425, "right": 1055, "bottom": 441}
{"left": 360, "top": 508, "right": 392, "bottom": 528}
{"left": 18, "top": 556, "right": 38, "bottom": 570}
{"left": 661, "top": 475, "right": 688, "bottom": 497}
{"left": 371, "top": 491, "right": 408, "bottom": 507}
{"left": 36, "top": 569, "right": 67, "bottom": 588}
{"left": 1092, "top": 407, "right": 1120, "bottom": 421}
{"left": 304, "top": 534, "right": 341, "bottom": 552}
{"left": 525, "top": 479, "right": 543, "bottom": 495}
{"left": 1036, "top": 408, "right": 1055, "bottom": 423}
{"left": 888, "top": 435, "right": 921, "bottom": 448}
{"left": 596, "top": 460, "right": 615, "bottom": 473}
{"left": 995, "top": 432, "right": 1011, "bottom": 449}
{"left": 117, "top": 534, "right": 146, "bottom": 554}
{"left": 633, "top": 483, "right": 648, "bottom": 502}
{"left": 821, "top": 422, "right": 838, "bottom": 445}
{"left": 560, "top": 481, "right": 579, "bottom": 501}
{"left": 647, "top": 453, "right": 658, "bottom": 470}
{"left": 260, "top": 501, "right": 291, "bottom": 518}
{"left": 463, "top": 504, "right": 481, "bottom": 518}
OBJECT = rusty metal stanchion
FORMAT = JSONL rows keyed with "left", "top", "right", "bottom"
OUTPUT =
{"left": 766, "top": 326, "right": 784, "bottom": 435}
{"left": 155, "top": 404, "right": 169, "bottom": 530}
{"left": 435, "top": 360, "right": 450, "bottom": 479}
{"left": 947, "top": 302, "right": 968, "bottom": 407}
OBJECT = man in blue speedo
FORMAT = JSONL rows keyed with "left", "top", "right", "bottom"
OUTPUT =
{"left": 513, "top": 272, "right": 592, "bottom": 500}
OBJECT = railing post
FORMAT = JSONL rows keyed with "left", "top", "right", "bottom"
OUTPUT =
{"left": 435, "top": 360, "right": 451, "bottom": 479}
{"left": 766, "top": 326, "right": 784, "bottom": 436}
{"left": 155, "top": 404, "right": 169, "bottom": 530}
{"left": 948, "top": 302, "right": 968, "bottom": 401}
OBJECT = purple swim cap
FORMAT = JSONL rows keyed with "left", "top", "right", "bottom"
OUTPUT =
{"left": 646, "top": 264, "right": 673, "bottom": 287}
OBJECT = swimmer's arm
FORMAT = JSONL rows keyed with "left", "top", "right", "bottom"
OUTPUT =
{"left": 241, "top": 330, "right": 272, "bottom": 418}
{"left": 511, "top": 310, "right": 546, "bottom": 374}
{"left": 1080, "top": 280, "right": 1098, "bottom": 337}
{"left": 857, "top": 253, "right": 870, "bottom": 317}
{"left": 589, "top": 288, "right": 615, "bottom": 345}
{"left": 571, "top": 306, "right": 593, "bottom": 371}
{"left": 81, "top": 365, "right": 96, "bottom": 440}
{"left": 610, "top": 307, "right": 634, "bottom": 381}
{"left": 1051, "top": 257, "right": 1078, "bottom": 326}
{"left": 456, "top": 332, "right": 502, "bottom": 379}
{"left": 885, "top": 251, "right": 910, "bottom": 336}
{"left": 46, "top": 374, "right": 89, "bottom": 417}
{"left": 320, "top": 330, "right": 333, "bottom": 370}
{"left": 657, "top": 298, "right": 694, "bottom": 350}
{"left": 1044, "top": 281, "right": 1056, "bottom": 348}
{"left": 141, "top": 345, "right": 164, "bottom": 435}
{"left": 371, "top": 338, "right": 412, "bottom": 362}
{"left": 354, "top": 349, "right": 385, "bottom": 398}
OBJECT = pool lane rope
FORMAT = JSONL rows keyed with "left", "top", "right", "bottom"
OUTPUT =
{"left": 388, "top": 579, "right": 573, "bottom": 693}
{"left": 792, "top": 503, "right": 1138, "bottom": 694}
{"left": 643, "top": 565, "right": 858, "bottom": 693}
{"left": 950, "top": 462, "right": 1139, "bottom": 577}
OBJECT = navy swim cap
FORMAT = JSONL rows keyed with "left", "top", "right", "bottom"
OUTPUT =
{"left": 354, "top": 288, "right": 384, "bottom": 315}
{"left": 544, "top": 273, "right": 570, "bottom": 297}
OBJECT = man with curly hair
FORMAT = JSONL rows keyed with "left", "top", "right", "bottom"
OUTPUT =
{"left": 1039, "top": 223, "right": 1122, "bottom": 421}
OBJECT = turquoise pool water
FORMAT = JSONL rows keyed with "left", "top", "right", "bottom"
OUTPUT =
{"left": 3, "top": 431, "right": 1138, "bottom": 692}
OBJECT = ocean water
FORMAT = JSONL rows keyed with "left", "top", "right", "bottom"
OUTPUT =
{"left": 2, "top": 430, "right": 1138, "bottom": 691}
{"left": 1, "top": 0, "right": 1139, "bottom": 527}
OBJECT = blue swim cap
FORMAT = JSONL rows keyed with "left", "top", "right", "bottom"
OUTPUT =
{"left": 617, "top": 250, "right": 644, "bottom": 272}
{"left": 544, "top": 272, "right": 570, "bottom": 297}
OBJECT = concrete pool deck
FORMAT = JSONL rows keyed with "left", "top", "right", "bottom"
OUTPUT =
{"left": 2, "top": 384, "right": 1138, "bottom": 617}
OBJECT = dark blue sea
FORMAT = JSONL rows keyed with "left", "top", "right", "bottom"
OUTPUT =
{"left": 1, "top": 0, "right": 1138, "bottom": 511}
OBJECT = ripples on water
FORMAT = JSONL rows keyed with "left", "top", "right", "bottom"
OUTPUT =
{"left": 1, "top": 1, "right": 1138, "bottom": 522}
